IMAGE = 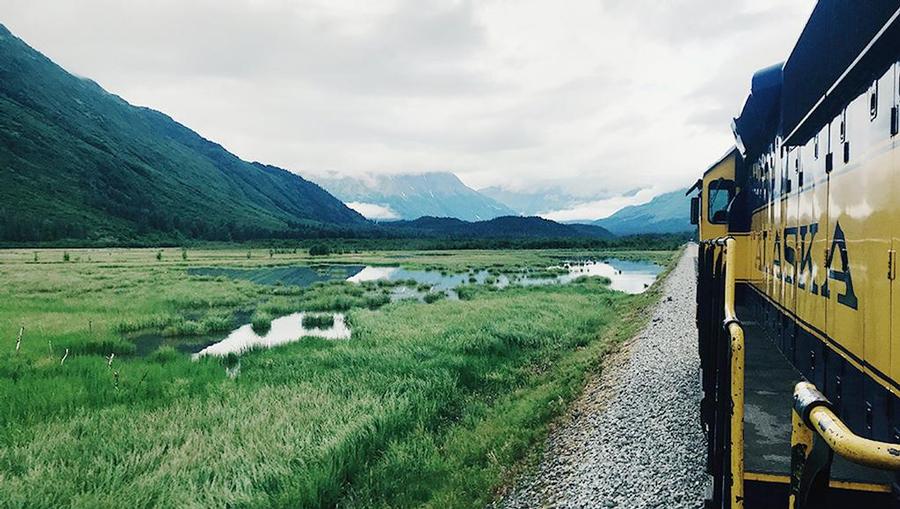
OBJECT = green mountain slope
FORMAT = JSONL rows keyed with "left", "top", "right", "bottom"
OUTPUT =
{"left": 315, "top": 172, "right": 516, "bottom": 221}
{"left": 0, "top": 24, "right": 367, "bottom": 243}
{"left": 594, "top": 189, "right": 692, "bottom": 235}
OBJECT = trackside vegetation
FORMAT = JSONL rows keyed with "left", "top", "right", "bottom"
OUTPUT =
{"left": 0, "top": 247, "right": 677, "bottom": 508}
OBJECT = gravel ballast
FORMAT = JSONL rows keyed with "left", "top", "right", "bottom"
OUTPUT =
{"left": 497, "top": 245, "right": 707, "bottom": 508}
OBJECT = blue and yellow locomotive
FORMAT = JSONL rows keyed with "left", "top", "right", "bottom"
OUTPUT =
{"left": 691, "top": 1, "right": 900, "bottom": 507}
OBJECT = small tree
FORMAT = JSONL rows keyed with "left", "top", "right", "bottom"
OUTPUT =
{"left": 63, "top": 251, "right": 70, "bottom": 262}
{"left": 181, "top": 247, "right": 188, "bottom": 261}
{"left": 309, "top": 244, "right": 331, "bottom": 256}
{"left": 156, "top": 251, "right": 163, "bottom": 262}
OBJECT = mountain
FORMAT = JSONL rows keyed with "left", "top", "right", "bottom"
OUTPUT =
{"left": 0, "top": 24, "right": 367, "bottom": 243}
{"left": 315, "top": 172, "right": 516, "bottom": 221}
{"left": 478, "top": 186, "right": 594, "bottom": 216}
{"left": 593, "top": 188, "right": 692, "bottom": 235}
{"left": 385, "top": 215, "right": 615, "bottom": 239}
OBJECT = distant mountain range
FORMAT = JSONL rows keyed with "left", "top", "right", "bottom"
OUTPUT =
{"left": 0, "top": 24, "right": 690, "bottom": 244}
{"left": 314, "top": 172, "right": 515, "bottom": 222}
{"left": 478, "top": 186, "right": 593, "bottom": 217}
{"left": 0, "top": 24, "right": 366, "bottom": 242}
{"left": 593, "top": 188, "right": 692, "bottom": 235}
{"left": 385, "top": 216, "right": 615, "bottom": 239}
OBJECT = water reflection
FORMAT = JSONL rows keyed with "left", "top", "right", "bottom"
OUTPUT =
{"left": 187, "top": 258, "right": 661, "bottom": 295}
{"left": 348, "top": 259, "right": 659, "bottom": 295}
{"left": 349, "top": 266, "right": 508, "bottom": 291}
{"left": 188, "top": 265, "right": 364, "bottom": 286}
{"left": 557, "top": 259, "right": 660, "bottom": 294}
{"left": 192, "top": 312, "right": 350, "bottom": 358}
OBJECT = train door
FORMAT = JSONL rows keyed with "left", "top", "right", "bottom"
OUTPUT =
{"left": 795, "top": 133, "right": 828, "bottom": 353}
{"left": 890, "top": 62, "right": 900, "bottom": 389}
{"left": 766, "top": 149, "right": 779, "bottom": 343}
{"left": 772, "top": 143, "right": 785, "bottom": 309}
{"left": 862, "top": 66, "right": 896, "bottom": 391}
{"left": 783, "top": 146, "right": 800, "bottom": 359}
{"left": 827, "top": 71, "right": 894, "bottom": 427}
{"left": 766, "top": 151, "right": 776, "bottom": 300}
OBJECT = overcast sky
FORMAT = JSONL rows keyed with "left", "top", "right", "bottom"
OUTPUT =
{"left": 4, "top": 0, "right": 815, "bottom": 219}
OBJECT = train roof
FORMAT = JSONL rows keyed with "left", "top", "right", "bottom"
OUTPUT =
{"left": 732, "top": 63, "right": 782, "bottom": 162}
{"left": 731, "top": 1, "right": 900, "bottom": 150}
{"left": 702, "top": 146, "right": 739, "bottom": 177}
{"left": 781, "top": 0, "right": 900, "bottom": 142}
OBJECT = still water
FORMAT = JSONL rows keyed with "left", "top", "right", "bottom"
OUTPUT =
{"left": 189, "top": 258, "right": 661, "bottom": 295}
{"left": 171, "top": 258, "right": 662, "bottom": 359}
{"left": 556, "top": 259, "right": 662, "bottom": 294}
{"left": 192, "top": 312, "right": 350, "bottom": 358}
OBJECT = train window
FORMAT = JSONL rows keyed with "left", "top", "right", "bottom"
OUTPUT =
{"left": 840, "top": 110, "right": 847, "bottom": 142}
{"left": 870, "top": 81, "right": 878, "bottom": 120}
{"left": 707, "top": 179, "right": 734, "bottom": 224}
{"left": 814, "top": 134, "right": 819, "bottom": 159}
{"left": 892, "top": 105, "right": 899, "bottom": 136}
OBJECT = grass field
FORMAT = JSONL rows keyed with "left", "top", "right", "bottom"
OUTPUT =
{"left": 0, "top": 247, "right": 677, "bottom": 508}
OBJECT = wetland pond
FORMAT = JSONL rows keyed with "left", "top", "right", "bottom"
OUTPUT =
{"left": 187, "top": 257, "right": 661, "bottom": 295}
{"left": 193, "top": 312, "right": 350, "bottom": 358}
{"left": 145, "top": 258, "right": 662, "bottom": 358}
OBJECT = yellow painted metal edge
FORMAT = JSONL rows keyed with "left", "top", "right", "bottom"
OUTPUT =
{"left": 744, "top": 472, "right": 891, "bottom": 493}
{"left": 744, "top": 471, "right": 789, "bottom": 484}
{"left": 829, "top": 480, "right": 893, "bottom": 493}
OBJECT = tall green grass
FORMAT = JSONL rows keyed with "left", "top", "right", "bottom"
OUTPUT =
{"left": 0, "top": 247, "right": 677, "bottom": 508}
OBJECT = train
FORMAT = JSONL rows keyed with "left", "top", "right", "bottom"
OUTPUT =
{"left": 691, "top": 2, "right": 900, "bottom": 508}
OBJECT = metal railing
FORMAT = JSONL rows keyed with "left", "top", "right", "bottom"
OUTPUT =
{"left": 698, "top": 237, "right": 745, "bottom": 509}
{"left": 789, "top": 382, "right": 900, "bottom": 508}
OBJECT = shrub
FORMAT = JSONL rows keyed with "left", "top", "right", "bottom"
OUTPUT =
{"left": 71, "top": 338, "right": 137, "bottom": 357}
{"left": 309, "top": 244, "right": 332, "bottom": 256}
{"left": 114, "top": 314, "right": 175, "bottom": 333}
{"left": 251, "top": 310, "right": 273, "bottom": 333}
{"left": 302, "top": 313, "right": 335, "bottom": 329}
{"left": 455, "top": 285, "right": 479, "bottom": 301}
{"left": 201, "top": 313, "right": 233, "bottom": 333}
{"left": 162, "top": 320, "right": 202, "bottom": 337}
{"left": 223, "top": 352, "right": 239, "bottom": 369}
{"left": 423, "top": 291, "right": 445, "bottom": 304}
{"left": 364, "top": 294, "right": 391, "bottom": 309}
{"left": 150, "top": 346, "right": 179, "bottom": 364}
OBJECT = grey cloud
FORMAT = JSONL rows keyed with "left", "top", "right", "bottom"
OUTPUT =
{"left": 605, "top": 0, "right": 775, "bottom": 44}
{"left": 3, "top": 0, "right": 815, "bottom": 198}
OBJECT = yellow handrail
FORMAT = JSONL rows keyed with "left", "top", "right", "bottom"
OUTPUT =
{"left": 704, "top": 237, "right": 745, "bottom": 508}
{"left": 723, "top": 237, "right": 745, "bottom": 508}
{"left": 794, "top": 382, "right": 900, "bottom": 471}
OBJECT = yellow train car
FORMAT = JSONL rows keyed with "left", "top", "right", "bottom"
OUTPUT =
{"left": 691, "top": 2, "right": 900, "bottom": 507}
